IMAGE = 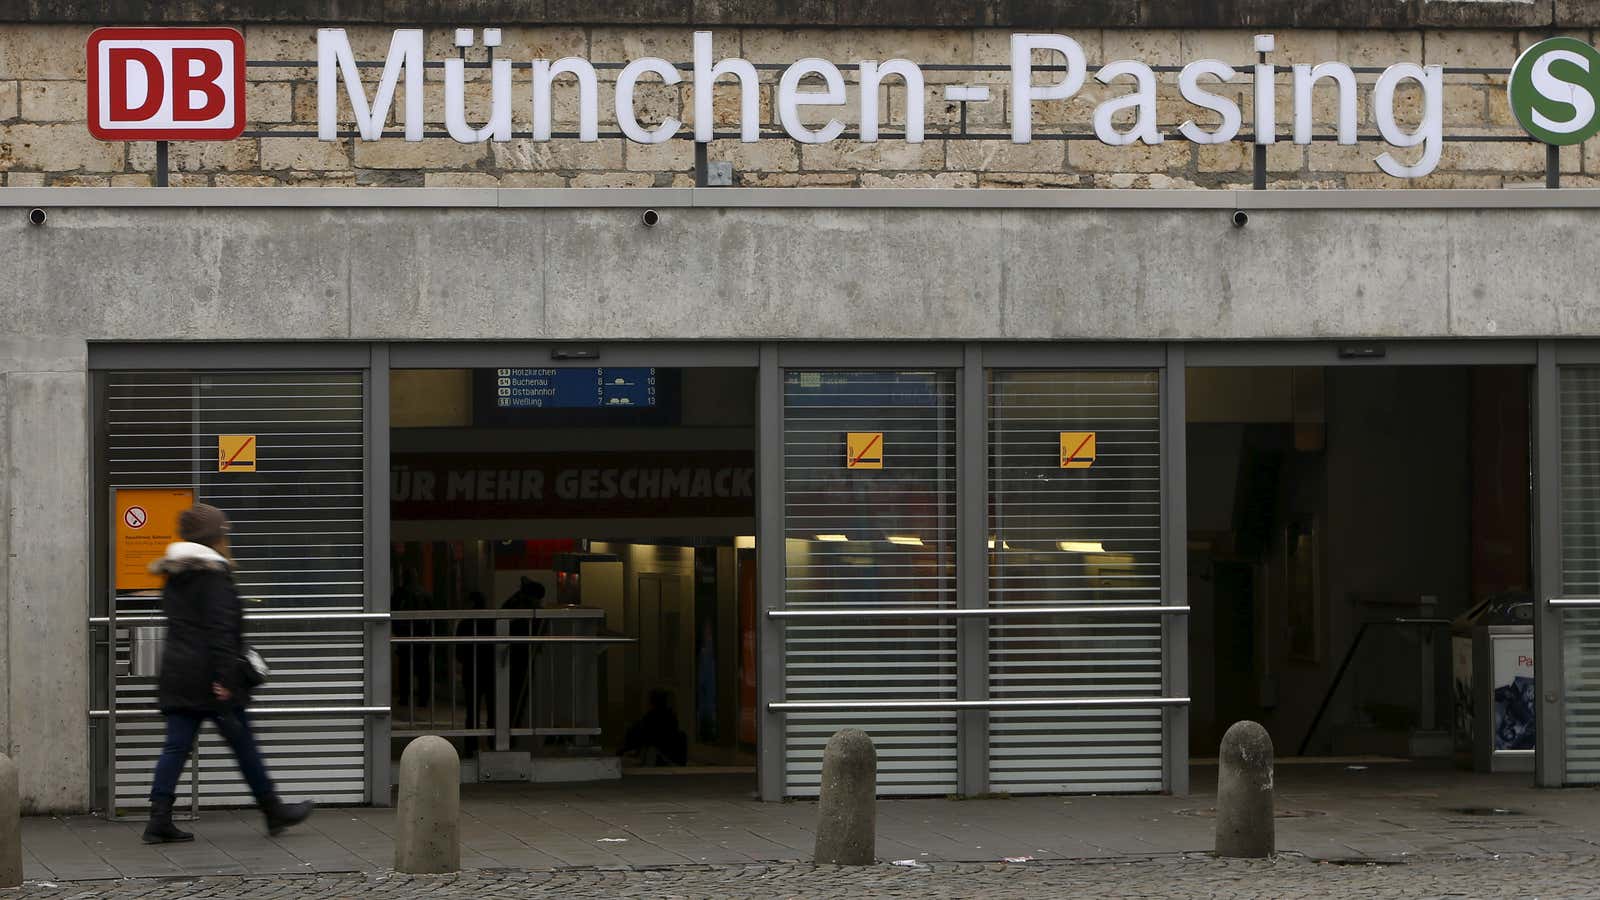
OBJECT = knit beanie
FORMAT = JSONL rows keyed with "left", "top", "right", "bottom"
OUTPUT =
{"left": 177, "top": 503, "right": 231, "bottom": 548}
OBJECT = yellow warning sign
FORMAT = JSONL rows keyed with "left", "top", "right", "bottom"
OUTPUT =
{"left": 846, "top": 432, "right": 884, "bottom": 470}
{"left": 115, "top": 488, "right": 194, "bottom": 591}
{"left": 1060, "top": 432, "right": 1097, "bottom": 469}
{"left": 218, "top": 435, "right": 257, "bottom": 473}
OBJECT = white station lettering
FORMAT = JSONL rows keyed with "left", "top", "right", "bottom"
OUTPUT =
{"left": 316, "top": 28, "right": 1448, "bottom": 177}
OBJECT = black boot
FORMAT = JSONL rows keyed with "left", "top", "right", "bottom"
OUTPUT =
{"left": 263, "top": 798, "right": 315, "bottom": 836}
{"left": 142, "top": 795, "right": 194, "bottom": 844}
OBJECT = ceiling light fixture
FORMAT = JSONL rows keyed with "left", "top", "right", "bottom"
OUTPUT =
{"left": 1057, "top": 541, "right": 1106, "bottom": 553}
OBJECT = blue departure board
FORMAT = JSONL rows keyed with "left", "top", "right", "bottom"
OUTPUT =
{"left": 492, "top": 368, "right": 658, "bottom": 409}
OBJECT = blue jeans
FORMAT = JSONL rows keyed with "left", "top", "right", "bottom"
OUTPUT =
{"left": 150, "top": 707, "right": 276, "bottom": 805}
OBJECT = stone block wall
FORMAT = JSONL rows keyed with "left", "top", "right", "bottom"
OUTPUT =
{"left": 0, "top": 24, "right": 1597, "bottom": 188}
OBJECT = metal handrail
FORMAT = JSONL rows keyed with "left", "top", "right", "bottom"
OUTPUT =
{"left": 1296, "top": 617, "right": 1453, "bottom": 756}
{"left": 91, "top": 706, "right": 391, "bottom": 719}
{"left": 769, "top": 697, "right": 1190, "bottom": 712}
{"left": 769, "top": 605, "right": 1189, "bottom": 620}
{"left": 390, "top": 635, "right": 635, "bottom": 645}
{"left": 393, "top": 609, "right": 608, "bottom": 620}
{"left": 90, "top": 611, "right": 390, "bottom": 625}
{"left": 1550, "top": 597, "right": 1600, "bottom": 608}
{"left": 392, "top": 609, "right": 537, "bottom": 620}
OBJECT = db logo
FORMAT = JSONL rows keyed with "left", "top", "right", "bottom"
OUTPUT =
{"left": 86, "top": 27, "right": 246, "bottom": 141}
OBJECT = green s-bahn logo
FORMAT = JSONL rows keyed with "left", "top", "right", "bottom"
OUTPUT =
{"left": 1509, "top": 37, "right": 1600, "bottom": 145}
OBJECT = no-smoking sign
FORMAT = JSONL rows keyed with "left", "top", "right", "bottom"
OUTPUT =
{"left": 115, "top": 489, "right": 192, "bottom": 591}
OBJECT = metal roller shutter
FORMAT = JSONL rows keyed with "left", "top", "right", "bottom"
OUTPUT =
{"left": 105, "top": 371, "right": 368, "bottom": 808}
{"left": 1560, "top": 368, "right": 1600, "bottom": 783}
{"left": 986, "top": 370, "right": 1165, "bottom": 793}
{"left": 781, "top": 370, "right": 959, "bottom": 797}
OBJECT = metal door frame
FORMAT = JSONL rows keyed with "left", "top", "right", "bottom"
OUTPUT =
{"left": 764, "top": 342, "right": 1184, "bottom": 799}
{"left": 387, "top": 341, "right": 760, "bottom": 369}
{"left": 86, "top": 343, "right": 393, "bottom": 812}
{"left": 87, "top": 337, "right": 1552, "bottom": 804}
{"left": 979, "top": 343, "right": 1183, "bottom": 797}
{"left": 1535, "top": 341, "right": 1600, "bottom": 787}
{"left": 762, "top": 344, "right": 965, "bottom": 799}
{"left": 387, "top": 341, "right": 772, "bottom": 793}
{"left": 1188, "top": 338, "right": 1542, "bottom": 783}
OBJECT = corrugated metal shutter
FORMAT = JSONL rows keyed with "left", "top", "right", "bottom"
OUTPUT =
{"left": 987, "top": 370, "right": 1165, "bottom": 793}
{"left": 781, "top": 371, "right": 958, "bottom": 796}
{"left": 106, "top": 372, "right": 368, "bottom": 808}
{"left": 1560, "top": 367, "right": 1600, "bottom": 783}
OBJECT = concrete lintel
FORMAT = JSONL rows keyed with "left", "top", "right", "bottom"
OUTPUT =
{"left": 5, "top": 204, "right": 1587, "bottom": 341}
{"left": 687, "top": 188, "right": 1238, "bottom": 209}
{"left": 3, "top": 186, "right": 1600, "bottom": 212}
{"left": 496, "top": 188, "right": 694, "bottom": 209}
{"left": 0, "top": 338, "right": 85, "bottom": 374}
{"left": 1234, "top": 189, "right": 1600, "bottom": 210}
{"left": 0, "top": 187, "right": 500, "bottom": 209}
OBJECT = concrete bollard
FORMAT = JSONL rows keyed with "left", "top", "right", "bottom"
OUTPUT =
{"left": 0, "top": 754, "right": 19, "bottom": 887}
{"left": 813, "top": 728, "right": 876, "bottom": 866}
{"left": 394, "top": 736, "right": 461, "bottom": 875}
{"left": 1215, "top": 720, "right": 1275, "bottom": 859}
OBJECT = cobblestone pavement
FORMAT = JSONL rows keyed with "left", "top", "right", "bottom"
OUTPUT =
{"left": 4, "top": 853, "right": 1596, "bottom": 899}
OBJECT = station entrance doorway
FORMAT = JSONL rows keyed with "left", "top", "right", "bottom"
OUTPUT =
{"left": 386, "top": 362, "right": 758, "bottom": 789}
{"left": 1186, "top": 362, "right": 1535, "bottom": 771}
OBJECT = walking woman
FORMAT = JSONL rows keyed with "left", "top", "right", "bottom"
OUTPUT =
{"left": 143, "top": 503, "right": 315, "bottom": 843}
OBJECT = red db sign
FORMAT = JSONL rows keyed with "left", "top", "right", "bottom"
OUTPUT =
{"left": 87, "top": 28, "right": 245, "bottom": 141}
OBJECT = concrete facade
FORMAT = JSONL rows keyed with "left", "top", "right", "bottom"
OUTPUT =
{"left": 5, "top": 189, "right": 1598, "bottom": 342}
{"left": 0, "top": 0, "right": 1596, "bottom": 813}
{"left": 0, "top": 187, "right": 1594, "bottom": 812}
{"left": 0, "top": 337, "right": 87, "bottom": 813}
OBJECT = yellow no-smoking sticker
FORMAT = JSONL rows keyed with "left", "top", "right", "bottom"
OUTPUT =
{"left": 1060, "top": 432, "right": 1096, "bottom": 469}
{"left": 218, "top": 435, "right": 257, "bottom": 473}
{"left": 846, "top": 432, "right": 884, "bottom": 469}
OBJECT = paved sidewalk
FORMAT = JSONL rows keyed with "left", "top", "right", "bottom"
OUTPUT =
{"left": 17, "top": 761, "right": 1600, "bottom": 885}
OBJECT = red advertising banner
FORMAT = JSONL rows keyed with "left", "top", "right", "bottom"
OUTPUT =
{"left": 391, "top": 451, "right": 755, "bottom": 520}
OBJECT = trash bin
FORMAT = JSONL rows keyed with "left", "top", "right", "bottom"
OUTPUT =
{"left": 1451, "top": 593, "right": 1534, "bottom": 773}
{"left": 129, "top": 625, "right": 165, "bottom": 678}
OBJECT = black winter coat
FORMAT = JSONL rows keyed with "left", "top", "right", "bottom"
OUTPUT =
{"left": 152, "top": 542, "right": 249, "bottom": 713}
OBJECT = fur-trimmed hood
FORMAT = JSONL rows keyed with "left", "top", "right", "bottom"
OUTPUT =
{"left": 148, "top": 541, "right": 233, "bottom": 575}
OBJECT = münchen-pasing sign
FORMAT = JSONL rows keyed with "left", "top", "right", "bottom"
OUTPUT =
{"left": 86, "top": 27, "right": 1600, "bottom": 179}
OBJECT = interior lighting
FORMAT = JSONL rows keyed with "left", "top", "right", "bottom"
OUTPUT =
{"left": 735, "top": 536, "right": 755, "bottom": 549}
{"left": 816, "top": 534, "right": 849, "bottom": 542}
{"left": 887, "top": 535, "right": 924, "bottom": 546}
{"left": 1057, "top": 541, "right": 1106, "bottom": 553}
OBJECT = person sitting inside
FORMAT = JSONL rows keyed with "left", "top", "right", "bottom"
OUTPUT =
{"left": 455, "top": 591, "right": 497, "bottom": 756}
{"left": 618, "top": 688, "right": 689, "bottom": 767}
